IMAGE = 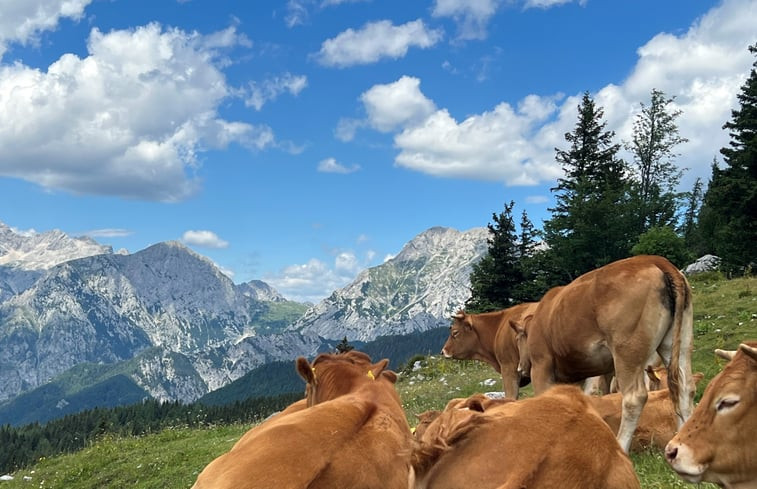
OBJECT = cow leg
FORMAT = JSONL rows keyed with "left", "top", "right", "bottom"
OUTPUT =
{"left": 614, "top": 367, "right": 648, "bottom": 453}
{"left": 501, "top": 373, "right": 520, "bottom": 400}
{"left": 529, "top": 359, "right": 555, "bottom": 395}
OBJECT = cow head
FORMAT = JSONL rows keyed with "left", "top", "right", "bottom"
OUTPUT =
{"left": 665, "top": 342, "right": 757, "bottom": 487}
{"left": 441, "top": 310, "right": 480, "bottom": 360}
{"left": 296, "top": 351, "right": 392, "bottom": 407}
{"left": 509, "top": 315, "right": 532, "bottom": 385}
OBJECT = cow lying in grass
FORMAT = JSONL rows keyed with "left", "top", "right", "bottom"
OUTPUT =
{"left": 412, "top": 385, "right": 640, "bottom": 489}
{"left": 666, "top": 343, "right": 757, "bottom": 489}
{"left": 192, "top": 351, "right": 413, "bottom": 489}
{"left": 588, "top": 372, "right": 704, "bottom": 452}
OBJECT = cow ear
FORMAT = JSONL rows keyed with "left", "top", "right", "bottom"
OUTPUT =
{"left": 693, "top": 372, "right": 705, "bottom": 385}
{"left": 739, "top": 343, "right": 757, "bottom": 362}
{"left": 715, "top": 349, "right": 737, "bottom": 361}
{"left": 381, "top": 370, "right": 398, "bottom": 383}
{"left": 509, "top": 318, "right": 527, "bottom": 335}
{"left": 369, "top": 358, "right": 390, "bottom": 379}
{"left": 467, "top": 398, "right": 486, "bottom": 412}
{"left": 296, "top": 356, "right": 315, "bottom": 383}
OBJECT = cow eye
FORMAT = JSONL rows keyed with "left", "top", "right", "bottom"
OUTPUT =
{"left": 716, "top": 396, "right": 740, "bottom": 412}
{"left": 451, "top": 331, "right": 459, "bottom": 339}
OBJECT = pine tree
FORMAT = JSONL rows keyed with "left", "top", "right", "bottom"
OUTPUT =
{"left": 699, "top": 43, "right": 757, "bottom": 273}
{"left": 466, "top": 201, "right": 523, "bottom": 312}
{"left": 679, "top": 176, "right": 704, "bottom": 255}
{"left": 542, "top": 91, "right": 632, "bottom": 281}
{"left": 335, "top": 336, "right": 354, "bottom": 353}
{"left": 626, "top": 89, "right": 689, "bottom": 233}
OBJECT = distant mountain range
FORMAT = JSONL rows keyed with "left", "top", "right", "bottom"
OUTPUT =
{"left": 0, "top": 221, "right": 487, "bottom": 425}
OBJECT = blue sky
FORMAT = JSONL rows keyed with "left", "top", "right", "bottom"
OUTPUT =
{"left": 0, "top": 0, "right": 754, "bottom": 303}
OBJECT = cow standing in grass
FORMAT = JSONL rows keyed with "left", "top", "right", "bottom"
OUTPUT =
{"left": 441, "top": 302, "right": 538, "bottom": 398}
{"left": 510, "top": 255, "right": 695, "bottom": 453}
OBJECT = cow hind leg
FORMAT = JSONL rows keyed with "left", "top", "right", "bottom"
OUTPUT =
{"left": 614, "top": 367, "right": 648, "bottom": 453}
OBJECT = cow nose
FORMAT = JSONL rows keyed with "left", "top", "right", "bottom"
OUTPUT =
{"left": 665, "top": 444, "right": 678, "bottom": 462}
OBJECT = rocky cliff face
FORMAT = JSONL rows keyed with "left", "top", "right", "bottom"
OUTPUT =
{"left": 289, "top": 226, "right": 488, "bottom": 342}
{"left": 0, "top": 238, "right": 318, "bottom": 404}
{"left": 0, "top": 223, "right": 488, "bottom": 411}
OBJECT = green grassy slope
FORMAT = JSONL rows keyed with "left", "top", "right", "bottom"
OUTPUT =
{"left": 3, "top": 274, "right": 754, "bottom": 489}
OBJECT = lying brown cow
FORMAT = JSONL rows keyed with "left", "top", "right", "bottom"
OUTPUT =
{"left": 412, "top": 385, "right": 640, "bottom": 489}
{"left": 192, "top": 351, "right": 413, "bottom": 489}
{"left": 588, "top": 372, "right": 704, "bottom": 452}
{"left": 510, "top": 255, "right": 695, "bottom": 452}
{"left": 441, "top": 302, "right": 537, "bottom": 398}
{"left": 666, "top": 342, "right": 757, "bottom": 488}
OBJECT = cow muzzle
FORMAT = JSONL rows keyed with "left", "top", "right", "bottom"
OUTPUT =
{"left": 665, "top": 441, "right": 707, "bottom": 483}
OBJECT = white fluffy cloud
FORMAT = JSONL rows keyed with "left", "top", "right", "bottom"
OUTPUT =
{"left": 245, "top": 73, "right": 308, "bottom": 110}
{"left": 181, "top": 230, "right": 230, "bottom": 249}
{"left": 265, "top": 250, "right": 371, "bottom": 303}
{"left": 360, "top": 76, "right": 437, "bottom": 132}
{"left": 359, "top": 0, "right": 756, "bottom": 190}
{"left": 314, "top": 19, "right": 443, "bottom": 67}
{"left": 432, "top": 0, "right": 502, "bottom": 40}
{"left": 0, "top": 0, "right": 92, "bottom": 58}
{"left": 0, "top": 23, "right": 274, "bottom": 201}
{"left": 318, "top": 157, "right": 360, "bottom": 173}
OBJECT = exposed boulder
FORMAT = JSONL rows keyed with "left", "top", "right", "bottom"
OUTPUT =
{"left": 683, "top": 255, "right": 721, "bottom": 276}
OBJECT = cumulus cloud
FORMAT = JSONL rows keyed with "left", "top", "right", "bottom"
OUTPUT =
{"left": 0, "top": 0, "right": 93, "bottom": 59}
{"left": 432, "top": 0, "right": 502, "bottom": 41}
{"left": 314, "top": 19, "right": 443, "bottom": 67}
{"left": 358, "top": 0, "right": 756, "bottom": 189}
{"left": 265, "top": 249, "right": 372, "bottom": 303}
{"left": 318, "top": 157, "right": 360, "bottom": 173}
{"left": 0, "top": 23, "right": 274, "bottom": 201}
{"left": 361, "top": 76, "right": 437, "bottom": 132}
{"left": 244, "top": 72, "right": 308, "bottom": 110}
{"left": 181, "top": 230, "right": 230, "bottom": 249}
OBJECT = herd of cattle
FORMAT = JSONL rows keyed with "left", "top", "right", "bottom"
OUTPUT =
{"left": 191, "top": 255, "right": 756, "bottom": 489}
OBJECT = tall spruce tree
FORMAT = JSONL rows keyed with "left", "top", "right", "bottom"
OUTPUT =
{"left": 679, "top": 176, "right": 704, "bottom": 255}
{"left": 542, "top": 91, "right": 631, "bottom": 282}
{"left": 699, "top": 43, "right": 757, "bottom": 273}
{"left": 466, "top": 201, "right": 523, "bottom": 312}
{"left": 626, "top": 89, "right": 688, "bottom": 233}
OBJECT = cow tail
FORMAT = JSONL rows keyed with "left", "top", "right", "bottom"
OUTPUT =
{"left": 666, "top": 268, "right": 694, "bottom": 424}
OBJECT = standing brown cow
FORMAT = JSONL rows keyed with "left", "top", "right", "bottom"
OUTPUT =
{"left": 441, "top": 302, "right": 537, "bottom": 398}
{"left": 510, "top": 255, "right": 695, "bottom": 453}
{"left": 666, "top": 342, "right": 757, "bottom": 488}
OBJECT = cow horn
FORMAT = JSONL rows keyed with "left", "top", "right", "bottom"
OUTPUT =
{"left": 739, "top": 343, "right": 757, "bottom": 361}
{"left": 715, "top": 349, "right": 737, "bottom": 361}
{"left": 451, "top": 311, "right": 465, "bottom": 320}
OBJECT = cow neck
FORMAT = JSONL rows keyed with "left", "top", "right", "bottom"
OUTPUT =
{"left": 471, "top": 316, "right": 500, "bottom": 370}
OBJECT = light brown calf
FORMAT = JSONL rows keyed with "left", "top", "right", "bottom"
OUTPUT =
{"left": 192, "top": 351, "right": 413, "bottom": 489}
{"left": 588, "top": 372, "right": 703, "bottom": 452}
{"left": 666, "top": 342, "right": 757, "bottom": 488}
{"left": 511, "top": 255, "right": 695, "bottom": 452}
{"left": 412, "top": 385, "right": 640, "bottom": 489}
{"left": 441, "top": 302, "right": 537, "bottom": 398}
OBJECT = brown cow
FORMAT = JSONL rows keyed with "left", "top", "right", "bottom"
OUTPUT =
{"left": 510, "top": 255, "right": 695, "bottom": 452}
{"left": 441, "top": 302, "right": 537, "bottom": 398}
{"left": 192, "top": 351, "right": 413, "bottom": 489}
{"left": 412, "top": 385, "right": 641, "bottom": 489}
{"left": 665, "top": 342, "right": 757, "bottom": 488}
{"left": 588, "top": 372, "right": 704, "bottom": 452}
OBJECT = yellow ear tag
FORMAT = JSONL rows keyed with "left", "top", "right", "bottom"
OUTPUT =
{"left": 311, "top": 367, "right": 317, "bottom": 380}
{"left": 366, "top": 370, "right": 375, "bottom": 380}
{"left": 653, "top": 370, "right": 661, "bottom": 380}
